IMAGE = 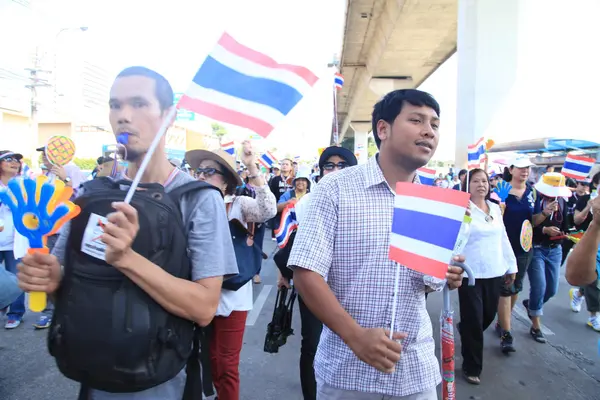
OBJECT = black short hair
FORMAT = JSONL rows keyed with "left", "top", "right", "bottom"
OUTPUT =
{"left": 116, "top": 66, "right": 174, "bottom": 112}
{"left": 592, "top": 171, "right": 600, "bottom": 190}
{"left": 371, "top": 89, "right": 440, "bottom": 148}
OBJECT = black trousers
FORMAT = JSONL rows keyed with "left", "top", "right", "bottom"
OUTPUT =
{"left": 298, "top": 295, "right": 323, "bottom": 400}
{"left": 561, "top": 239, "right": 574, "bottom": 265}
{"left": 458, "top": 276, "right": 502, "bottom": 376}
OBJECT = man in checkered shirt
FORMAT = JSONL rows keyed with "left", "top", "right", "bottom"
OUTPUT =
{"left": 288, "top": 89, "right": 465, "bottom": 400}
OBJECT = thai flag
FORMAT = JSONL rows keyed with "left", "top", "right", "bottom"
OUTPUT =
{"left": 561, "top": 153, "right": 595, "bottom": 180}
{"left": 467, "top": 137, "right": 486, "bottom": 169}
{"left": 416, "top": 167, "right": 436, "bottom": 186}
{"left": 259, "top": 151, "right": 277, "bottom": 169}
{"left": 221, "top": 141, "right": 235, "bottom": 156}
{"left": 389, "top": 183, "right": 470, "bottom": 279}
{"left": 177, "top": 32, "right": 319, "bottom": 138}
{"left": 334, "top": 72, "right": 344, "bottom": 90}
{"left": 275, "top": 202, "right": 298, "bottom": 248}
{"left": 294, "top": 155, "right": 301, "bottom": 162}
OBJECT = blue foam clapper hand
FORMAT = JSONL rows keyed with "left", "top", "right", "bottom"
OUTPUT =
{"left": 493, "top": 181, "right": 513, "bottom": 202}
{"left": 0, "top": 178, "right": 69, "bottom": 248}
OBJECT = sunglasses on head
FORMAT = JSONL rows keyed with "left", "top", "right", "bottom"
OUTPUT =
{"left": 196, "top": 167, "right": 224, "bottom": 177}
{"left": 322, "top": 161, "right": 348, "bottom": 171}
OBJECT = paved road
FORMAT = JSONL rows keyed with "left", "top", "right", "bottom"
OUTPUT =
{"left": 1, "top": 237, "right": 599, "bottom": 399}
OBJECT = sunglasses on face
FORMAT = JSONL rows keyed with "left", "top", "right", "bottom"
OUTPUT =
{"left": 196, "top": 167, "right": 224, "bottom": 177}
{"left": 322, "top": 161, "right": 348, "bottom": 171}
{"left": 1, "top": 157, "right": 19, "bottom": 163}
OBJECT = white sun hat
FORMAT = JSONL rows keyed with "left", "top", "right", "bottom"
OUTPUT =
{"left": 534, "top": 172, "right": 572, "bottom": 198}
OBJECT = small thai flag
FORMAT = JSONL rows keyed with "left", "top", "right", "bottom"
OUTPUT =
{"left": 561, "top": 153, "right": 595, "bottom": 180}
{"left": 221, "top": 141, "right": 235, "bottom": 156}
{"left": 389, "top": 183, "right": 470, "bottom": 279}
{"left": 177, "top": 32, "right": 319, "bottom": 138}
{"left": 416, "top": 167, "right": 436, "bottom": 186}
{"left": 275, "top": 202, "right": 298, "bottom": 248}
{"left": 294, "top": 155, "right": 301, "bottom": 162}
{"left": 334, "top": 72, "right": 344, "bottom": 90}
{"left": 467, "top": 137, "right": 486, "bottom": 169}
{"left": 259, "top": 151, "right": 277, "bottom": 169}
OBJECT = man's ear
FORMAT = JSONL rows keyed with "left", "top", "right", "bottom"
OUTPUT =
{"left": 376, "top": 120, "right": 390, "bottom": 142}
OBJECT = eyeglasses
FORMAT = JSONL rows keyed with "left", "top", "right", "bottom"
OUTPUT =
{"left": 196, "top": 167, "right": 224, "bottom": 177}
{"left": 322, "top": 162, "right": 348, "bottom": 171}
{"left": 0, "top": 157, "right": 19, "bottom": 163}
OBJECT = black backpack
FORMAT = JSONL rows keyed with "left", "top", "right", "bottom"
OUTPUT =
{"left": 48, "top": 177, "right": 219, "bottom": 395}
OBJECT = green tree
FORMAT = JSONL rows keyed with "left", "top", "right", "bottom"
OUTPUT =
{"left": 340, "top": 136, "right": 354, "bottom": 152}
{"left": 211, "top": 123, "right": 227, "bottom": 145}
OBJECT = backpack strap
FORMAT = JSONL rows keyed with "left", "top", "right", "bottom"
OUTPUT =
{"left": 183, "top": 325, "right": 214, "bottom": 399}
{"left": 168, "top": 181, "right": 222, "bottom": 207}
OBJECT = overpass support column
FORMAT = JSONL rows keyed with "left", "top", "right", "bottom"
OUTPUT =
{"left": 455, "top": 0, "right": 600, "bottom": 168}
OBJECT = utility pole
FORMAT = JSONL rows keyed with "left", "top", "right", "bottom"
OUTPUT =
{"left": 24, "top": 46, "right": 51, "bottom": 167}
{"left": 25, "top": 46, "right": 51, "bottom": 119}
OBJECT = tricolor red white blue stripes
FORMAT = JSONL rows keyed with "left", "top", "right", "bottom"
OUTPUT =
{"left": 467, "top": 137, "right": 486, "bottom": 169}
{"left": 416, "top": 167, "right": 436, "bottom": 186}
{"left": 259, "top": 151, "right": 277, "bottom": 169}
{"left": 334, "top": 72, "right": 344, "bottom": 90}
{"left": 561, "top": 153, "right": 596, "bottom": 180}
{"left": 389, "top": 183, "right": 470, "bottom": 279}
{"left": 275, "top": 202, "right": 298, "bottom": 248}
{"left": 221, "top": 141, "right": 235, "bottom": 156}
{"left": 177, "top": 32, "right": 319, "bottom": 138}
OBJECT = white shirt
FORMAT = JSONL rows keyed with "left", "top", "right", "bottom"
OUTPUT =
{"left": 463, "top": 200, "right": 518, "bottom": 279}
{"left": 294, "top": 192, "right": 311, "bottom": 225}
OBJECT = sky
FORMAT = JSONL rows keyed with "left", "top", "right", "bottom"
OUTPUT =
{"left": 24, "top": 0, "right": 347, "bottom": 158}
{"left": 1, "top": 0, "right": 458, "bottom": 160}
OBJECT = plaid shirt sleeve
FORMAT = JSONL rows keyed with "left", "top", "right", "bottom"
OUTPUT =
{"left": 287, "top": 177, "right": 338, "bottom": 277}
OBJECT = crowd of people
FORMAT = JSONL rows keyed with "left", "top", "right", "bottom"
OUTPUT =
{"left": 1, "top": 65, "right": 599, "bottom": 400}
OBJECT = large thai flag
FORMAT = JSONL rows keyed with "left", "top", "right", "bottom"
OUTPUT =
{"left": 416, "top": 167, "right": 436, "bottom": 186}
{"left": 467, "top": 137, "right": 486, "bottom": 169}
{"left": 275, "top": 202, "right": 298, "bottom": 248}
{"left": 259, "top": 151, "right": 277, "bottom": 169}
{"left": 178, "top": 32, "right": 319, "bottom": 138}
{"left": 389, "top": 183, "right": 470, "bottom": 279}
{"left": 561, "top": 153, "right": 595, "bottom": 180}
{"left": 221, "top": 141, "right": 235, "bottom": 156}
{"left": 334, "top": 72, "right": 344, "bottom": 90}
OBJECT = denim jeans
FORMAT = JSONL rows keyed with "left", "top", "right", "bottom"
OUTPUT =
{"left": 0, "top": 250, "right": 25, "bottom": 319}
{"left": 0, "top": 265, "right": 22, "bottom": 310}
{"left": 527, "top": 245, "right": 562, "bottom": 317}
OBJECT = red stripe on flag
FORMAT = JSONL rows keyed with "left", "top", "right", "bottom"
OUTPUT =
{"left": 566, "top": 154, "right": 595, "bottom": 163}
{"left": 388, "top": 246, "right": 447, "bottom": 279}
{"left": 218, "top": 32, "right": 318, "bottom": 86}
{"left": 467, "top": 137, "right": 485, "bottom": 149}
{"left": 417, "top": 167, "right": 436, "bottom": 175}
{"left": 395, "top": 182, "right": 471, "bottom": 208}
{"left": 178, "top": 95, "right": 273, "bottom": 138}
{"left": 562, "top": 171, "right": 587, "bottom": 180}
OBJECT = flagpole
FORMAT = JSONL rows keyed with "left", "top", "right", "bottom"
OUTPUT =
{"left": 333, "top": 82, "right": 339, "bottom": 146}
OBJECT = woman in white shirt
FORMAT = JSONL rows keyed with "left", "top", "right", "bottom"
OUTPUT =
{"left": 0, "top": 150, "right": 26, "bottom": 329}
{"left": 458, "top": 168, "right": 517, "bottom": 385}
{"left": 186, "top": 141, "right": 276, "bottom": 400}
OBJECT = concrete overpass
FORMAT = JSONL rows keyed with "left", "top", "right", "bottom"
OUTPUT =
{"left": 337, "top": 0, "right": 600, "bottom": 168}
{"left": 336, "top": 0, "right": 457, "bottom": 161}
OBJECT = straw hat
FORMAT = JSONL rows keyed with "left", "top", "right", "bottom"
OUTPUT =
{"left": 185, "top": 149, "right": 242, "bottom": 186}
{"left": 534, "top": 172, "right": 572, "bottom": 198}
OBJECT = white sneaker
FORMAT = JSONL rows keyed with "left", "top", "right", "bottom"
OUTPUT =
{"left": 587, "top": 315, "right": 600, "bottom": 332}
{"left": 570, "top": 288, "right": 584, "bottom": 312}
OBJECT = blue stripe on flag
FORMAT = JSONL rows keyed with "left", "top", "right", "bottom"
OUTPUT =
{"left": 418, "top": 176, "right": 435, "bottom": 186}
{"left": 563, "top": 160, "right": 592, "bottom": 174}
{"left": 192, "top": 56, "right": 303, "bottom": 115}
{"left": 392, "top": 208, "right": 462, "bottom": 250}
{"left": 467, "top": 148, "right": 485, "bottom": 162}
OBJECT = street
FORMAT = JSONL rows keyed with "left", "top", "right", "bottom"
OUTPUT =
{"left": 1, "top": 237, "right": 599, "bottom": 400}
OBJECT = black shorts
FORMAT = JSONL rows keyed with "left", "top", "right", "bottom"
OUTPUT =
{"left": 500, "top": 251, "right": 533, "bottom": 297}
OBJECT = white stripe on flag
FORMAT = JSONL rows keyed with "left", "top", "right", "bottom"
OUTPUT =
{"left": 395, "top": 195, "right": 466, "bottom": 221}
{"left": 211, "top": 44, "right": 313, "bottom": 95}
{"left": 185, "top": 84, "right": 284, "bottom": 125}
{"left": 390, "top": 233, "right": 454, "bottom": 265}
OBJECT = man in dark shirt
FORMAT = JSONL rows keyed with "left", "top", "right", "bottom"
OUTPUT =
{"left": 563, "top": 178, "right": 589, "bottom": 263}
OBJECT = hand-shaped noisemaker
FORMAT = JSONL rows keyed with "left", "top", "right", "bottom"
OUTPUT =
{"left": 0, "top": 175, "right": 80, "bottom": 312}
